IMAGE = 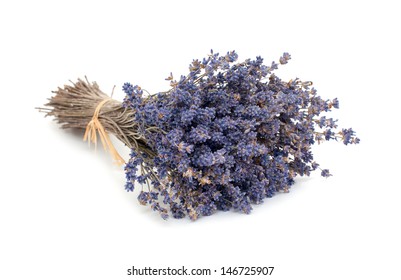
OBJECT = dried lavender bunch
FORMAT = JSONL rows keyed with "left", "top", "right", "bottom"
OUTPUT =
{"left": 121, "top": 51, "right": 359, "bottom": 220}
{"left": 42, "top": 51, "right": 359, "bottom": 221}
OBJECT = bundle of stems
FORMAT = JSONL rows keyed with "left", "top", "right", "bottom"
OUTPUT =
{"left": 39, "top": 77, "right": 156, "bottom": 163}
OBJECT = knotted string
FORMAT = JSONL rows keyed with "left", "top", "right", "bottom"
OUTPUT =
{"left": 83, "top": 98, "right": 125, "bottom": 166}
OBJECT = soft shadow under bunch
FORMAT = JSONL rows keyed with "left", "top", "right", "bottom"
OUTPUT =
{"left": 122, "top": 51, "right": 359, "bottom": 220}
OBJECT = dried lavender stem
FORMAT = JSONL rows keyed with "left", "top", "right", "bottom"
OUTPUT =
{"left": 38, "top": 77, "right": 156, "bottom": 158}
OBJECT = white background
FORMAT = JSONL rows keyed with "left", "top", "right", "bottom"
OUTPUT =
{"left": 1, "top": 1, "right": 400, "bottom": 279}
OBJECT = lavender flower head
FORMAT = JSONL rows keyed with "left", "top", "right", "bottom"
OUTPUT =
{"left": 122, "top": 50, "right": 359, "bottom": 220}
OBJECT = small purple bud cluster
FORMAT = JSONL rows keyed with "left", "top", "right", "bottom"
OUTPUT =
{"left": 122, "top": 51, "right": 359, "bottom": 220}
